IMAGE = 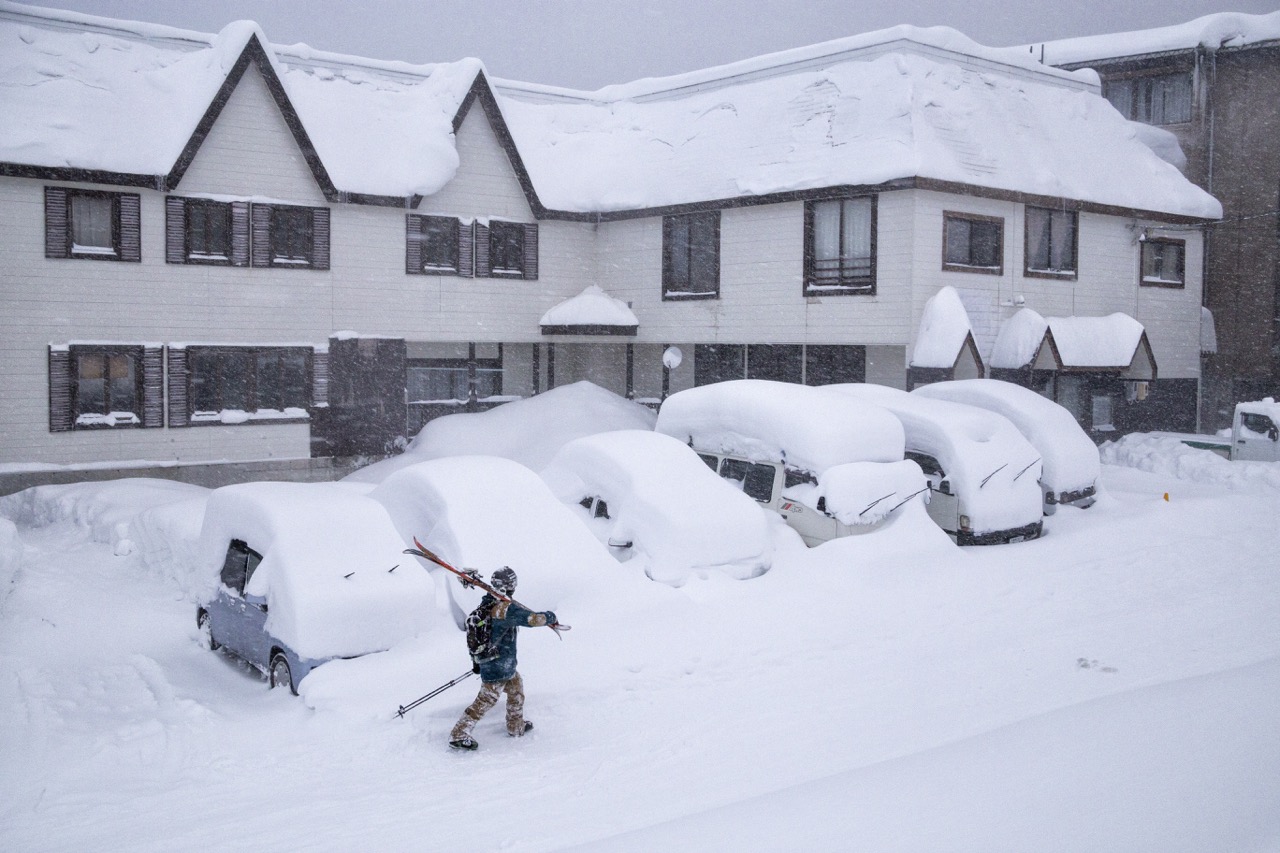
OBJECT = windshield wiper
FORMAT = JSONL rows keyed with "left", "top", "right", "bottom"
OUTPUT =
{"left": 887, "top": 486, "right": 930, "bottom": 513}
{"left": 858, "top": 492, "right": 897, "bottom": 517}
{"left": 1013, "top": 458, "right": 1041, "bottom": 482}
{"left": 980, "top": 462, "right": 1008, "bottom": 489}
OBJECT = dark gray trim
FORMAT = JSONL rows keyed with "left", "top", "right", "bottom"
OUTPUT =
{"left": 48, "top": 348, "right": 72, "bottom": 433}
{"left": 540, "top": 324, "right": 638, "bottom": 336}
{"left": 142, "top": 346, "right": 164, "bottom": 428}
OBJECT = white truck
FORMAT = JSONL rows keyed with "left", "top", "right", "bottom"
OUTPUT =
{"left": 1159, "top": 399, "right": 1280, "bottom": 462}
{"left": 654, "top": 380, "right": 928, "bottom": 547}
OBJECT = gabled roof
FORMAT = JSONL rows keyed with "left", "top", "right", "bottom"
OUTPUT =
{"left": 1023, "top": 11, "right": 1280, "bottom": 68}
{"left": 991, "top": 308, "right": 1157, "bottom": 378}
{"left": 539, "top": 286, "right": 639, "bottom": 336}
{"left": 0, "top": 3, "right": 480, "bottom": 202}
{"left": 911, "top": 286, "right": 984, "bottom": 375}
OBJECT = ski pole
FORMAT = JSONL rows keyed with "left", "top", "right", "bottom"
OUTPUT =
{"left": 396, "top": 669, "right": 475, "bottom": 718}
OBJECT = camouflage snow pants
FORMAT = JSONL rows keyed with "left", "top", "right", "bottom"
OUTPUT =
{"left": 450, "top": 672, "right": 526, "bottom": 739}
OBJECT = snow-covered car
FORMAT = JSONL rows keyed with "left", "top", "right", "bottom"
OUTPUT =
{"left": 654, "top": 379, "right": 917, "bottom": 547}
{"left": 912, "top": 378, "right": 1100, "bottom": 513}
{"left": 370, "top": 455, "right": 618, "bottom": 622}
{"left": 540, "top": 429, "right": 773, "bottom": 584}
{"left": 195, "top": 483, "right": 440, "bottom": 694}
{"left": 827, "top": 384, "right": 1044, "bottom": 544}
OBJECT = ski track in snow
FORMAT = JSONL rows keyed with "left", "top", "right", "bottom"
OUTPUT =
{"left": 1, "top": 464, "right": 1279, "bottom": 851}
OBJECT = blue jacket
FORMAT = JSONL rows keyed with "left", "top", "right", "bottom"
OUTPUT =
{"left": 477, "top": 597, "right": 557, "bottom": 683}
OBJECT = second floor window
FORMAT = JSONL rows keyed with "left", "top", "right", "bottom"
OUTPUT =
{"left": 806, "top": 197, "right": 875, "bottom": 294}
{"left": 270, "top": 207, "right": 314, "bottom": 265}
{"left": 489, "top": 221, "right": 525, "bottom": 277}
{"left": 422, "top": 216, "right": 461, "bottom": 273}
{"left": 45, "top": 186, "right": 141, "bottom": 262}
{"left": 1104, "top": 72, "right": 1193, "bottom": 125}
{"left": 1141, "top": 237, "right": 1185, "bottom": 287}
{"left": 663, "top": 210, "right": 720, "bottom": 300}
{"left": 943, "top": 212, "right": 1003, "bottom": 274}
{"left": 1025, "top": 207, "right": 1077, "bottom": 277}
{"left": 250, "top": 203, "right": 329, "bottom": 270}
{"left": 186, "top": 200, "right": 231, "bottom": 262}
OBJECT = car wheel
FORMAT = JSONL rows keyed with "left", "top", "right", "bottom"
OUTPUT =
{"left": 269, "top": 652, "right": 296, "bottom": 695}
{"left": 197, "top": 609, "right": 219, "bottom": 651}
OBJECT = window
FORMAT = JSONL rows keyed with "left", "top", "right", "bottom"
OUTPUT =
{"left": 220, "top": 540, "right": 263, "bottom": 596}
{"left": 1104, "top": 73, "right": 1193, "bottom": 125}
{"left": 44, "top": 187, "right": 141, "bottom": 262}
{"left": 693, "top": 344, "right": 745, "bottom": 386}
{"left": 1140, "top": 237, "right": 1185, "bottom": 287}
{"left": 186, "top": 347, "right": 311, "bottom": 422}
{"left": 186, "top": 200, "right": 231, "bottom": 262}
{"left": 271, "top": 207, "right": 313, "bottom": 265}
{"left": 407, "top": 359, "right": 503, "bottom": 403}
{"left": 805, "top": 197, "right": 875, "bottom": 294}
{"left": 250, "top": 204, "right": 329, "bottom": 270}
{"left": 804, "top": 345, "right": 866, "bottom": 385}
{"left": 718, "top": 458, "right": 776, "bottom": 503}
{"left": 663, "top": 211, "right": 720, "bottom": 299}
{"left": 1025, "top": 207, "right": 1077, "bottom": 277}
{"left": 943, "top": 212, "right": 1003, "bottom": 273}
{"left": 72, "top": 346, "right": 142, "bottom": 427}
{"left": 473, "top": 220, "right": 537, "bottom": 279}
{"left": 747, "top": 344, "right": 802, "bottom": 384}
{"left": 423, "top": 216, "right": 460, "bottom": 273}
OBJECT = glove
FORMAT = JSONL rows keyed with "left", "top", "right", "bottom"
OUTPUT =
{"left": 472, "top": 662, "right": 480, "bottom": 674}
{"left": 545, "top": 611, "right": 558, "bottom": 626}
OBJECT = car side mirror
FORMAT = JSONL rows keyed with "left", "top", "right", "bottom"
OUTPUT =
{"left": 816, "top": 496, "right": 827, "bottom": 513}
{"left": 1270, "top": 427, "right": 1278, "bottom": 442}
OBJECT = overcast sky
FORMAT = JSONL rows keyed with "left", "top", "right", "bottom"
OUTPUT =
{"left": 28, "top": 0, "right": 1279, "bottom": 88}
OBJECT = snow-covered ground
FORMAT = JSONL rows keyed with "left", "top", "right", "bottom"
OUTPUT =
{"left": 2, "top": 430, "right": 1279, "bottom": 851}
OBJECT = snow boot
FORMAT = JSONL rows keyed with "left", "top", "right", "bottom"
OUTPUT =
{"left": 509, "top": 721, "right": 533, "bottom": 737}
{"left": 449, "top": 736, "right": 478, "bottom": 751}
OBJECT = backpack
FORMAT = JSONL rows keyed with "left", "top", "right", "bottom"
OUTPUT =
{"left": 466, "top": 599, "right": 499, "bottom": 664}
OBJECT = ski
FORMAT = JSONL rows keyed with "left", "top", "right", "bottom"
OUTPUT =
{"left": 404, "top": 537, "right": 571, "bottom": 636}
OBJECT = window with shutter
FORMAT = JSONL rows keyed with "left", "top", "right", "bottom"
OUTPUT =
{"left": 184, "top": 346, "right": 313, "bottom": 423}
{"left": 57, "top": 344, "right": 147, "bottom": 428}
{"left": 407, "top": 215, "right": 464, "bottom": 275}
{"left": 44, "top": 187, "right": 141, "bottom": 262}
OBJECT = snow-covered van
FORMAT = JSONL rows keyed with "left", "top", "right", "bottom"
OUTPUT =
{"left": 196, "top": 483, "right": 440, "bottom": 694}
{"left": 1158, "top": 399, "right": 1280, "bottom": 463}
{"left": 654, "top": 380, "right": 925, "bottom": 547}
{"left": 912, "top": 379, "right": 1100, "bottom": 513}
{"left": 827, "top": 384, "right": 1044, "bottom": 544}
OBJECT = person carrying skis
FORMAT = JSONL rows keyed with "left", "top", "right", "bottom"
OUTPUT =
{"left": 450, "top": 567, "right": 556, "bottom": 751}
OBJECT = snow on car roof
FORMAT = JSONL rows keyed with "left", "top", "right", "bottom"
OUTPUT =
{"left": 198, "top": 482, "right": 440, "bottom": 660}
{"left": 370, "top": 455, "right": 619, "bottom": 607}
{"left": 655, "top": 379, "right": 904, "bottom": 474}
{"left": 912, "top": 379, "right": 1100, "bottom": 494}
{"left": 826, "top": 384, "right": 1043, "bottom": 534}
{"left": 1238, "top": 398, "right": 1280, "bottom": 424}
{"left": 541, "top": 430, "right": 772, "bottom": 585}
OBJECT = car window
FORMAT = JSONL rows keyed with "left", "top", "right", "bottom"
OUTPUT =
{"left": 594, "top": 499, "right": 611, "bottom": 519}
{"left": 904, "top": 451, "right": 945, "bottom": 477}
{"left": 697, "top": 453, "right": 719, "bottom": 472}
{"left": 220, "top": 539, "right": 263, "bottom": 595}
{"left": 719, "top": 458, "right": 776, "bottom": 503}
{"left": 1241, "top": 412, "right": 1277, "bottom": 439}
{"left": 784, "top": 468, "right": 816, "bottom": 489}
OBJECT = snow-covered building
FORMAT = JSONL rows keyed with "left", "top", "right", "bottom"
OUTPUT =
{"left": 1025, "top": 11, "right": 1280, "bottom": 430}
{"left": 0, "top": 2, "right": 1220, "bottom": 485}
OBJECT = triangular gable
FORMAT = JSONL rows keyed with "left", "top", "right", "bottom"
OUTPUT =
{"left": 1124, "top": 332, "right": 1157, "bottom": 381}
{"left": 166, "top": 34, "right": 339, "bottom": 201}
{"left": 952, "top": 331, "right": 985, "bottom": 379}
{"left": 452, "top": 73, "right": 548, "bottom": 218}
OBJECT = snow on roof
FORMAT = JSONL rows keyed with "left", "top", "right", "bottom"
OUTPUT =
{"left": 499, "top": 41, "right": 1221, "bottom": 218}
{"left": 198, "top": 482, "right": 440, "bottom": 660}
{"left": 912, "top": 379, "right": 1100, "bottom": 494}
{"left": 370, "top": 456, "right": 618, "bottom": 611}
{"left": 990, "top": 308, "right": 1050, "bottom": 370}
{"left": 539, "top": 285, "right": 639, "bottom": 328}
{"left": 1025, "top": 11, "right": 1280, "bottom": 67}
{"left": 346, "top": 381, "right": 657, "bottom": 483}
{"left": 826, "top": 383, "right": 1043, "bottom": 535}
{"left": 541, "top": 430, "right": 772, "bottom": 584}
{"left": 654, "top": 379, "right": 904, "bottom": 474}
{"left": 1048, "top": 313, "right": 1146, "bottom": 368}
{"left": 0, "top": 3, "right": 477, "bottom": 197}
{"left": 1238, "top": 397, "right": 1280, "bottom": 425}
{"left": 911, "top": 286, "right": 975, "bottom": 368}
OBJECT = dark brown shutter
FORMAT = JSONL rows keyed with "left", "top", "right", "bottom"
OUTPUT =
{"left": 473, "top": 221, "right": 491, "bottom": 277}
{"left": 405, "top": 214, "right": 423, "bottom": 275}
{"left": 119, "top": 193, "right": 141, "bottom": 262}
{"left": 48, "top": 347, "right": 72, "bottom": 432}
{"left": 167, "top": 347, "right": 189, "bottom": 428}
{"left": 142, "top": 346, "right": 164, "bottom": 428}
{"left": 457, "top": 218, "right": 474, "bottom": 278}
{"left": 312, "top": 350, "right": 329, "bottom": 406}
{"left": 45, "top": 187, "right": 69, "bottom": 259}
{"left": 311, "top": 207, "right": 330, "bottom": 270}
{"left": 522, "top": 223, "right": 539, "bottom": 280}
{"left": 250, "top": 203, "right": 272, "bottom": 267}
{"left": 165, "top": 197, "right": 186, "bottom": 264}
{"left": 230, "top": 201, "right": 250, "bottom": 267}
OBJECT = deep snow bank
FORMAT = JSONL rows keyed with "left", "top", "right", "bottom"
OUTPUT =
{"left": 1101, "top": 434, "right": 1280, "bottom": 492}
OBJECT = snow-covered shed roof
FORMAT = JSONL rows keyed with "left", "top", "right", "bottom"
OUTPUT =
{"left": 910, "top": 286, "right": 983, "bottom": 373}
{"left": 990, "top": 308, "right": 1156, "bottom": 376}
{"left": 497, "top": 25, "right": 1221, "bottom": 220}
{"left": 539, "top": 286, "right": 639, "bottom": 336}
{"left": 0, "top": 2, "right": 480, "bottom": 199}
{"left": 1023, "top": 11, "right": 1280, "bottom": 67}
